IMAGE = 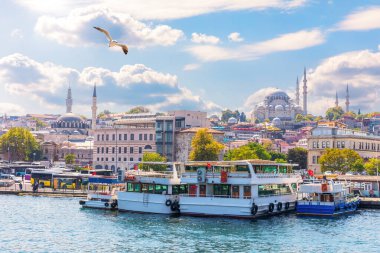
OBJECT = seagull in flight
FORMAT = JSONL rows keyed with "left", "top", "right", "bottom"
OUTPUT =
{"left": 93, "top": 26, "right": 128, "bottom": 55}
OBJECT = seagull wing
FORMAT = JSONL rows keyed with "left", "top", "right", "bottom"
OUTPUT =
{"left": 93, "top": 26, "right": 112, "bottom": 42}
{"left": 116, "top": 43, "right": 129, "bottom": 55}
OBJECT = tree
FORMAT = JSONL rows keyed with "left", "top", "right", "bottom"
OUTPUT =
{"left": 31, "top": 117, "right": 47, "bottom": 130}
{"left": 269, "top": 151, "right": 287, "bottom": 162}
{"left": 287, "top": 147, "right": 308, "bottom": 170}
{"left": 224, "top": 142, "right": 271, "bottom": 161}
{"left": 0, "top": 127, "right": 40, "bottom": 161}
{"left": 221, "top": 109, "right": 240, "bottom": 122}
{"left": 140, "top": 152, "right": 167, "bottom": 171}
{"left": 364, "top": 158, "right": 380, "bottom": 175}
{"left": 65, "top": 154, "right": 76, "bottom": 165}
{"left": 295, "top": 114, "right": 304, "bottom": 122}
{"left": 325, "top": 106, "right": 344, "bottom": 121}
{"left": 126, "top": 106, "right": 150, "bottom": 114}
{"left": 189, "top": 129, "right": 224, "bottom": 161}
{"left": 319, "top": 148, "right": 363, "bottom": 173}
{"left": 239, "top": 112, "right": 247, "bottom": 122}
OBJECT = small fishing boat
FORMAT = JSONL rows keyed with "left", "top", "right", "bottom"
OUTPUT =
{"left": 296, "top": 180, "right": 360, "bottom": 216}
{"left": 79, "top": 192, "right": 118, "bottom": 210}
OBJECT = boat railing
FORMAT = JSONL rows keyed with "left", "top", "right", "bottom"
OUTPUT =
{"left": 126, "top": 170, "right": 175, "bottom": 179}
{"left": 255, "top": 173, "right": 301, "bottom": 179}
{"left": 297, "top": 200, "right": 335, "bottom": 206}
{"left": 180, "top": 194, "right": 245, "bottom": 198}
{"left": 181, "top": 172, "right": 251, "bottom": 179}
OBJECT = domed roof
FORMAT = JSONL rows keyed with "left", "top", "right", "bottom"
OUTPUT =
{"left": 275, "top": 105, "right": 284, "bottom": 111}
{"left": 57, "top": 113, "right": 84, "bottom": 122}
{"left": 266, "top": 90, "right": 290, "bottom": 100}
{"left": 228, "top": 117, "right": 238, "bottom": 124}
{"left": 272, "top": 117, "right": 282, "bottom": 126}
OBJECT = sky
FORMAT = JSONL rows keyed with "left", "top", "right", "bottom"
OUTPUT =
{"left": 1, "top": 0, "right": 380, "bottom": 118}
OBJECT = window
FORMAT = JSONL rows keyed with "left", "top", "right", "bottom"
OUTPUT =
{"left": 258, "top": 184, "right": 292, "bottom": 197}
{"left": 112, "top": 147, "right": 115, "bottom": 154}
{"left": 172, "top": 185, "right": 188, "bottom": 195}
{"left": 213, "top": 184, "right": 231, "bottom": 197}
{"left": 144, "top": 134, "right": 147, "bottom": 140}
{"left": 97, "top": 135, "right": 100, "bottom": 141}
{"left": 166, "top": 121, "right": 173, "bottom": 131}
{"left": 130, "top": 134, "right": 134, "bottom": 140}
{"left": 101, "top": 157, "right": 104, "bottom": 161}
{"left": 155, "top": 184, "right": 168, "bottom": 194}
{"left": 322, "top": 141, "right": 326, "bottom": 148}
{"left": 112, "top": 157, "right": 114, "bottom": 161}
{"left": 124, "top": 134, "right": 128, "bottom": 140}
{"left": 312, "top": 156, "right": 317, "bottom": 164}
{"left": 166, "top": 133, "right": 173, "bottom": 142}
{"left": 112, "top": 134, "right": 115, "bottom": 141}
{"left": 337, "top": 141, "right": 341, "bottom": 148}
{"left": 119, "top": 134, "right": 122, "bottom": 141}
{"left": 102, "top": 134, "right": 104, "bottom": 141}
{"left": 156, "top": 133, "right": 162, "bottom": 142}
{"left": 118, "top": 157, "right": 121, "bottom": 161}
{"left": 199, "top": 185, "right": 206, "bottom": 197}
{"left": 139, "top": 147, "right": 142, "bottom": 154}
{"left": 341, "top": 141, "right": 345, "bottom": 148}
{"left": 138, "top": 158, "right": 142, "bottom": 161}
{"left": 130, "top": 147, "right": 134, "bottom": 154}
{"left": 106, "top": 134, "right": 109, "bottom": 141}
{"left": 150, "top": 134, "right": 153, "bottom": 141}
{"left": 106, "top": 147, "right": 109, "bottom": 153}
{"left": 232, "top": 185, "right": 239, "bottom": 198}
{"left": 119, "top": 147, "right": 121, "bottom": 154}
{"left": 156, "top": 122, "right": 162, "bottom": 131}
{"left": 312, "top": 141, "right": 316, "bottom": 148}
{"left": 124, "top": 157, "right": 127, "bottom": 161}
{"left": 124, "top": 147, "right": 127, "bottom": 154}
{"left": 97, "top": 157, "right": 99, "bottom": 161}
{"left": 243, "top": 186, "right": 251, "bottom": 198}
{"left": 97, "top": 147, "right": 100, "bottom": 153}
{"left": 326, "top": 141, "right": 330, "bottom": 148}
{"left": 130, "top": 157, "right": 134, "bottom": 161}
{"left": 139, "top": 134, "right": 142, "bottom": 140}
{"left": 105, "top": 157, "right": 108, "bottom": 161}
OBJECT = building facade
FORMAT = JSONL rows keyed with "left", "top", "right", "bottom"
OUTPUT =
{"left": 307, "top": 126, "right": 380, "bottom": 173}
{"left": 93, "top": 116, "right": 156, "bottom": 171}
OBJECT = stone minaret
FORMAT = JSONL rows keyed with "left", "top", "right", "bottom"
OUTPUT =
{"left": 345, "top": 84, "right": 350, "bottom": 113}
{"left": 303, "top": 67, "right": 307, "bottom": 115}
{"left": 66, "top": 86, "right": 72, "bottom": 113}
{"left": 295, "top": 76, "right": 300, "bottom": 106}
{"left": 335, "top": 91, "right": 339, "bottom": 107}
{"left": 91, "top": 84, "right": 97, "bottom": 130}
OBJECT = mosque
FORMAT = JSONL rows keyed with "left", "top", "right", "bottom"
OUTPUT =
{"left": 252, "top": 68, "right": 308, "bottom": 126}
{"left": 50, "top": 85, "right": 97, "bottom": 135}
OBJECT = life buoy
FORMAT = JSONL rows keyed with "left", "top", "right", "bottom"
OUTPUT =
{"left": 251, "top": 203, "right": 258, "bottom": 215}
{"left": 165, "top": 199, "right": 172, "bottom": 207}
{"left": 268, "top": 203, "right": 274, "bottom": 213}
{"left": 105, "top": 202, "right": 109, "bottom": 207}
{"left": 111, "top": 202, "right": 117, "bottom": 209}
{"left": 285, "top": 202, "right": 290, "bottom": 210}
{"left": 277, "top": 202, "right": 283, "bottom": 211}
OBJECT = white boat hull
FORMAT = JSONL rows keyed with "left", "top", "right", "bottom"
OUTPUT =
{"left": 117, "top": 192, "right": 179, "bottom": 214}
{"left": 179, "top": 195, "right": 297, "bottom": 218}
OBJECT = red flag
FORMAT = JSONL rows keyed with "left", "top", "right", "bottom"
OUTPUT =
{"left": 308, "top": 169, "right": 314, "bottom": 177}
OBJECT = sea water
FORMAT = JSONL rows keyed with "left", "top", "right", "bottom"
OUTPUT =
{"left": 0, "top": 195, "right": 379, "bottom": 253}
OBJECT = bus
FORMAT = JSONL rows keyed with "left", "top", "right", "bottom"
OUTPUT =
{"left": 31, "top": 171, "right": 54, "bottom": 188}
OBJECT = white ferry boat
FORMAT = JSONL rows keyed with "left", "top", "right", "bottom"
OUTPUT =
{"left": 117, "top": 162, "right": 185, "bottom": 214}
{"left": 79, "top": 192, "right": 118, "bottom": 210}
{"left": 179, "top": 160, "right": 302, "bottom": 218}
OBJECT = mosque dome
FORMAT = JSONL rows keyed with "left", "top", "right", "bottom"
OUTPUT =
{"left": 266, "top": 90, "right": 290, "bottom": 101}
{"left": 272, "top": 117, "right": 282, "bottom": 126}
{"left": 275, "top": 105, "right": 284, "bottom": 111}
{"left": 57, "top": 113, "right": 84, "bottom": 122}
{"left": 228, "top": 117, "right": 238, "bottom": 124}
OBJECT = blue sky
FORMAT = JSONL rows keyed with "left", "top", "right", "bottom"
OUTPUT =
{"left": 1, "top": 0, "right": 380, "bottom": 117}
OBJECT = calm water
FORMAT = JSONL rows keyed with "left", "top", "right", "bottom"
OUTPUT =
{"left": 0, "top": 195, "right": 379, "bottom": 253}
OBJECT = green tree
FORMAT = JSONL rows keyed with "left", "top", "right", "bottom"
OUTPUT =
{"left": 189, "top": 129, "right": 224, "bottom": 161}
{"left": 0, "top": 127, "right": 40, "bottom": 161}
{"left": 140, "top": 152, "right": 167, "bottom": 171}
{"left": 221, "top": 109, "right": 240, "bottom": 122}
{"left": 31, "top": 117, "right": 47, "bottom": 130}
{"left": 325, "top": 106, "right": 344, "bottom": 120}
{"left": 287, "top": 147, "right": 308, "bottom": 170}
{"left": 126, "top": 106, "right": 150, "bottom": 114}
{"left": 239, "top": 112, "right": 247, "bottom": 122}
{"left": 319, "top": 148, "right": 363, "bottom": 173}
{"left": 295, "top": 114, "right": 304, "bottom": 122}
{"left": 364, "top": 158, "right": 380, "bottom": 175}
{"left": 224, "top": 142, "right": 271, "bottom": 161}
{"left": 65, "top": 153, "right": 76, "bottom": 165}
{"left": 269, "top": 151, "right": 287, "bottom": 161}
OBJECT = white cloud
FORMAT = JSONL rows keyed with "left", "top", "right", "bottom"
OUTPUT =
{"left": 0, "top": 53, "right": 220, "bottom": 115}
{"left": 306, "top": 48, "right": 380, "bottom": 115}
{"left": 333, "top": 6, "right": 380, "bottom": 31}
{"left": 15, "top": 0, "right": 308, "bottom": 20}
{"left": 228, "top": 32, "right": 243, "bottom": 42}
{"left": 191, "top": 33, "right": 220, "bottom": 44}
{"left": 0, "top": 103, "right": 26, "bottom": 115}
{"left": 34, "top": 7, "right": 184, "bottom": 48}
{"left": 183, "top": 63, "right": 201, "bottom": 71}
{"left": 187, "top": 29, "right": 325, "bottom": 62}
{"left": 10, "top": 29, "right": 24, "bottom": 39}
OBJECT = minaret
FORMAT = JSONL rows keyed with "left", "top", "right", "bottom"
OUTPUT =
{"left": 91, "top": 84, "right": 97, "bottom": 130}
{"left": 335, "top": 91, "right": 339, "bottom": 107}
{"left": 66, "top": 85, "right": 72, "bottom": 113}
{"left": 303, "top": 67, "right": 307, "bottom": 115}
{"left": 295, "top": 76, "right": 300, "bottom": 106}
{"left": 345, "top": 84, "right": 350, "bottom": 113}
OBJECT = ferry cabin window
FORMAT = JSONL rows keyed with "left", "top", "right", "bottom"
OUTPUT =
{"left": 232, "top": 185, "right": 239, "bottom": 198}
{"left": 213, "top": 184, "right": 231, "bottom": 197}
{"left": 199, "top": 185, "right": 206, "bottom": 197}
{"left": 244, "top": 186, "right": 251, "bottom": 198}
{"left": 155, "top": 185, "right": 168, "bottom": 194}
{"left": 253, "top": 166, "right": 277, "bottom": 174}
{"left": 172, "top": 185, "right": 188, "bottom": 195}
{"left": 142, "top": 184, "right": 154, "bottom": 193}
{"left": 258, "top": 184, "right": 292, "bottom": 197}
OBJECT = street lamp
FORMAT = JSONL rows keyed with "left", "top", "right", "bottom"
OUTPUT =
{"left": 33, "top": 152, "right": 36, "bottom": 162}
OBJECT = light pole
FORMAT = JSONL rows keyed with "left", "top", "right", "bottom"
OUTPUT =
{"left": 33, "top": 152, "right": 36, "bottom": 162}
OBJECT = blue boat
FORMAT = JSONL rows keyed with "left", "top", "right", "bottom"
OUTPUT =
{"left": 296, "top": 180, "right": 360, "bottom": 216}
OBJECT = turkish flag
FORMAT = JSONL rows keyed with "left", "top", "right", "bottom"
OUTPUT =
{"left": 308, "top": 169, "right": 314, "bottom": 177}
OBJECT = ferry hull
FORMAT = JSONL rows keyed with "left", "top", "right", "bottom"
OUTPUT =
{"left": 117, "top": 192, "right": 179, "bottom": 214}
{"left": 179, "top": 196, "right": 297, "bottom": 218}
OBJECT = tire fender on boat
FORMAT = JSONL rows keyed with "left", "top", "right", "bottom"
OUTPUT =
{"left": 165, "top": 199, "right": 172, "bottom": 207}
{"left": 251, "top": 203, "right": 258, "bottom": 215}
{"left": 105, "top": 202, "right": 109, "bottom": 207}
{"left": 170, "top": 201, "right": 179, "bottom": 212}
{"left": 277, "top": 202, "right": 283, "bottom": 211}
{"left": 285, "top": 202, "right": 290, "bottom": 210}
{"left": 268, "top": 203, "right": 274, "bottom": 213}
